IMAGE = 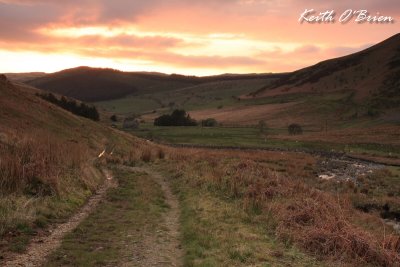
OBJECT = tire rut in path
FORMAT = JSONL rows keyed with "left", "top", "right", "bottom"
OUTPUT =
{"left": 121, "top": 166, "right": 183, "bottom": 267}
{"left": 2, "top": 169, "right": 117, "bottom": 267}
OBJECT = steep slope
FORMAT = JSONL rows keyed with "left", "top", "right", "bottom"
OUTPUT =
{"left": 251, "top": 33, "right": 400, "bottom": 109}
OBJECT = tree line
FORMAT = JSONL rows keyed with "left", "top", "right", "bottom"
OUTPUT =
{"left": 37, "top": 92, "right": 100, "bottom": 121}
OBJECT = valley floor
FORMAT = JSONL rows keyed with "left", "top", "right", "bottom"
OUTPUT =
{"left": 2, "top": 146, "right": 400, "bottom": 267}
{"left": 2, "top": 163, "right": 323, "bottom": 267}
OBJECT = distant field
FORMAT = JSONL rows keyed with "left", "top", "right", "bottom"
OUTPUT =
{"left": 130, "top": 124, "right": 400, "bottom": 159}
{"left": 104, "top": 85, "right": 395, "bottom": 134}
{"left": 95, "top": 78, "right": 274, "bottom": 116}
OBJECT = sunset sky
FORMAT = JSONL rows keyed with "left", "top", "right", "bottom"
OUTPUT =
{"left": 0, "top": 0, "right": 398, "bottom": 75}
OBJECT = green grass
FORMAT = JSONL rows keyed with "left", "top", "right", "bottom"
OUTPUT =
{"left": 133, "top": 125, "right": 268, "bottom": 146}
{"left": 44, "top": 168, "right": 168, "bottom": 266}
{"left": 96, "top": 96, "right": 161, "bottom": 115}
{"left": 131, "top": 125, "right": 400, "bottom": 157}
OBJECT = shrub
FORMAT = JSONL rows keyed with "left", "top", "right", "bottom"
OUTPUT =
{"left": 288, "top": 123, "right": 303, "bottom": 135}
{"left": 140, "top": 149, "right": 152, "bottom": 162}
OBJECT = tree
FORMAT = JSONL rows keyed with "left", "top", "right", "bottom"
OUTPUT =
{"left": 288, "top": 124, "right": 303, "bottom": 135}
{"left": 154, "top": 114, "right": 172, "bottom": 126}
{"left": 154, "top": 109, "right": 197, "bottom": 126}
{"left": 37, "top": 93, "right": 99, "bottom": 121}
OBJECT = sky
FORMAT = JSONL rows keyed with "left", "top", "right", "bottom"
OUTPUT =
{"left": 0, "top": 0, "right": 398, "bottom": 75}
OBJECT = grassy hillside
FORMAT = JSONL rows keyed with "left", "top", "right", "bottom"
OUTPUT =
{"left": 252, "top": 34, "right": 400, "bottom": 101}
{"left": 26, "top": 67, "right": 196, "bottom": 101}
{"left": 141, "top": 34, "right": 399, "bottom": 134}
{"left": 27, "top": 66, "right": 282, "bottom": 102}
{"left": 92, "top": 34, "right": 400, "bottom": 133}
{"left": 0, "top": 74, "right": 159, "bottom": 255}
{"left": 243, "top": 33, "right": 400, "bottom": 123}
{"left": 96, "top": 77, "right": 276, "bottom": 116}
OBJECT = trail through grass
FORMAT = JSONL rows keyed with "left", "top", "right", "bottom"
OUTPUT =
{"left": 45, "top": 167, "right": 181, "bottom": 266}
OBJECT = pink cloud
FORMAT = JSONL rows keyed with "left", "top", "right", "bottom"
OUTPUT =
{"left": 0, "top": 0, "right": 398, "bottom": 73}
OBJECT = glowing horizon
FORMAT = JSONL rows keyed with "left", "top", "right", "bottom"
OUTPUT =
{"left": 0, "top": 0, "right": 398, "bottom": 75}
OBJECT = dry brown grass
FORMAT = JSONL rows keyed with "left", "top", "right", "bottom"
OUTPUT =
{"left": 104, "top": 141, "right": 166, "bottom": 165}
{"left": 140, "top": 148, "right": 153, "bottom": 162}
{"left": 0, "top": 131, "right": 87, "bottom": 195}
{"left": 165, "top": 147, "right": 400, "bottom": 266}
{"left": 0, "top": 130, "right": 104, "bottom": 242}
{"left": 0, "top": 77, "right": 162, "bottom": 255}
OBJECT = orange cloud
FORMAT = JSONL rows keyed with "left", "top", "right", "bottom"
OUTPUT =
{"left": 0, "top": 0, "right": 398, "bottom": 74}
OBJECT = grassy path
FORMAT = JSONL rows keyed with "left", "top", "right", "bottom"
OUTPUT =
{"left": 3, "top": 169, "right": 117, "bottom": 267}
{"left": 120, "top": 166, "right": 183, "bottom": 266}
{"left": 44, "top": 166, "right": 182, "bottom": 266}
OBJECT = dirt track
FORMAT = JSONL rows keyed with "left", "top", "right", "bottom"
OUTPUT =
{"left": 2, "top": 169, "right": 117, "bottom": 267}
{"left": 3, "top": 166, "right": 183, "bottom": 267}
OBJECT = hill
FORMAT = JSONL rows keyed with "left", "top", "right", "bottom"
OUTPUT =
{"left": 96, "top": 76, "right": 278, "bottom": 116}
{"left": 5, "top": 72, "right": 46, "bottom": 83}
{"left": 2, "top": 55, "right": 400, "bottom": 267}
{"left": 251, "top": 33, "right": 400, "bottom": 108}
{"left": 26, "top": 66, "right": 283, "bottom": 102}
{"left": 89, "top": 34, "right": 400, "bottom": 129}
{"left": 180, "top": 34, "right": 400, "bottom": 128}
{"left": 0, "top": 74, "right": 157, "bottom": 255}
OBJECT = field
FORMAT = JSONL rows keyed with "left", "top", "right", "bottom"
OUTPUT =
{"left": 130, "top": 123, "right": 400, "bottom": 163}
{"left": 98, "top": 78, "right": 399, "bottom": 160}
